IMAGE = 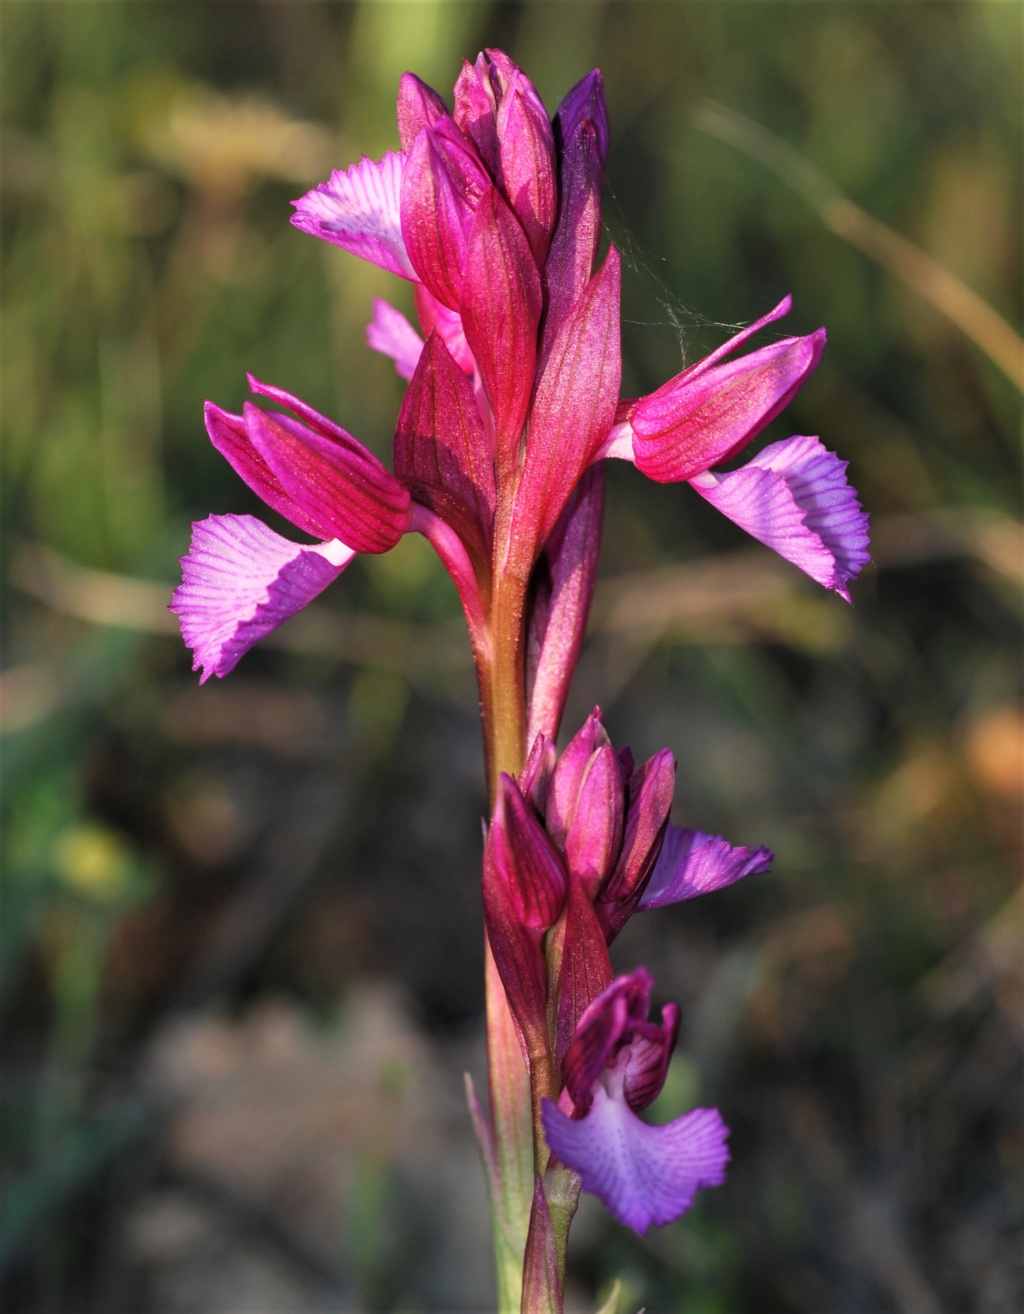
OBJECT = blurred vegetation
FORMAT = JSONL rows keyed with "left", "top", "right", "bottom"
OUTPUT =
{"left": 1, "top": 3, "right": 1021, "bottom": 1312}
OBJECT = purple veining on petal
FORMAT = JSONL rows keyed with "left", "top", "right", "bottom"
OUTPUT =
{"left": 690, "top": 434, "right": 871, "bottom": 598}
{"left": 638, "top": 824, "right": 773, "bottom": 910}
{"left": 542, "top": 1079, "right": 729, "bottom": 1234}
{"left": 170, "top": 514, "right": 355, "bottom": 683}
{"left": 290, "top": 152, "right": 415, "bottom": 279}
{"left": 366, "top": 297, "right": 425, "bottom": 380}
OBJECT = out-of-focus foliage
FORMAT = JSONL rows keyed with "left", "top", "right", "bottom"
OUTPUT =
{"left": 1, "top": 3, "right": 1020, "bottom": 1312}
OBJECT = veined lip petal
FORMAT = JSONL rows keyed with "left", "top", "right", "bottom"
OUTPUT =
{"left": 542, "top": 1083, "right": 729, "bottom": 1234}
{"left": 690, "top": 434, "right": 870, "bottom": 597}
{"left": 290, "top": 151, "right": 415, "bottom": 279}
{"left": 639, "top": 824, "right": 773, "bottom": 910}
{"left": 170, "top": 514, "right": 355, "bottom": 682}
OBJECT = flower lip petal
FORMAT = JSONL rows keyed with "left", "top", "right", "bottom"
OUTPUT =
{"left": 542, "top": 1088, "right": 729, "bottom": 1235}
{"left": 639, "top": 825, "right": 773, "bottom": 910}
{"left": 290, "top": 151, "right": 415, "bottom": 279}
{"left": 690, "top": 434, "right": 870, "bottom": 598}
{"left": 170, "top": 514, "right": 354, "bottom": 683}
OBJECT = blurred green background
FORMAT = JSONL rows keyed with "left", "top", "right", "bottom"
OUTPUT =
{"left": 2, "top": 2, "right": 1021, "bottom": 1311}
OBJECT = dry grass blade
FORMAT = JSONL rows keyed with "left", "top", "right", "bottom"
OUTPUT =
{"left": 694, "top": 101, "right": 1024, "bottom": 393}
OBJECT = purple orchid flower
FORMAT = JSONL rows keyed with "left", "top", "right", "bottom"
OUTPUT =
{"left": 482, "top": 709, "right": 765, "bottom": 1233}
{"left": 542, "top": 967, "right": 729, "bottom": 1234}
{"left": 172, "top": 50, "right": 870, "bottom": 1302}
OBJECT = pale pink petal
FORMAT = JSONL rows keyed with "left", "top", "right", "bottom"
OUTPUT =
{"left": 366, "top": 297, "right": 424, "bottom": 380}
{"left": 639, "top": 825, "right": 773, "bottom": 910}
{"left": 691, "top": 435, "right": 871, "bottom": 598}
{"left": 291, "top": 152, "right": 415, "bottom": 279}
{"left": 170, "top": 515, "right": 354, "bottom": 682}
{"left": 542, "top": 1085, "right": 729, "bottom": 1234}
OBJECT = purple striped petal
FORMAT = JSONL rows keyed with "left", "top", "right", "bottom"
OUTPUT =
{"left": 690, "top": 435, "right": 871, "bottom": 598}
{"left": 542, "top": 1086, "right": 729, "bottom": 1234}
{"left": 291, "top": 152, "right": 415, "bottom": 279}
{"left": 638, "top": 825, "right": 772, "bottom": 910}
{"left": 170, "top": 515, "right": 355, "bottom": 682}
{"left": 366, "top": 298, "right": 424, "bottom": 380}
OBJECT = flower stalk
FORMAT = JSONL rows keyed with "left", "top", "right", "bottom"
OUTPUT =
{"left": 170, "top": 48, "right": 869, "bottom": 1312}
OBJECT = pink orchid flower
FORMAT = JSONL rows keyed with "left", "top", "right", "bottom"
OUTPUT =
{"left": 174, "top": 50, "right": 867, "bottom": 698}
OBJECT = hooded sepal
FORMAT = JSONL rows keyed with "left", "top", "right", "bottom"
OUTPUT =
{"left": 545, "top": 708, "right": 612, "bottom": 850}
{"left": 598, "top": 748, "right": 676, "bottom": 938}
{"left": 242, "top": 401, "right": 410, "bottom": 554}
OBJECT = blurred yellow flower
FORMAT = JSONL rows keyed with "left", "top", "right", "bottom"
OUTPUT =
{"left": 52, "top": 824, "right": 132, "bottom": 902}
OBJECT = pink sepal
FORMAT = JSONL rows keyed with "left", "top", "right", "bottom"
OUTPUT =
{"left": 204, "top": 400, "right": 324, "bottom": 541}
{"left": 366, "top": 298, "right": 424, "bottom": 380}
{"left": 564, "top": 744, "right": 624, "bottom": 899}
{"left": 639, "top": 825, "right": 773, "bottom": 909}
{"left": 509, "top": 246, "right": 620, "bottom": 571}
{"left": 561, "top": 967, "right": 654, "bottom": 1109}
{"left": 525, "top": 466, "right": 605, "bottom": 748}
{"left": 401, "top": 119, "right": 490, "bottom": 310}
{"left": 599, "top": 748, "right": 676, "bottom": 939}
{"left": 631, "top": 303, "right": 825, "bottom": 481}
{"left": 542, "top": 1088, "right": 729, "bottom": 1235}
{"left": 394, "top": 332, "right": 496, "bottom": 560}
{"left": 290, "top": 152, "right": 414, "bottom": 279}
{"left": 396, "top": 72, "right": 447, "bottom": 151}
{"left": 690, "top": 435, "right": 870, "bottom": 597}
{"left": 546, "top": 708, "right": 612, "bottom": 850}
{"left": 243, "top": 403, "right": 410, "bottom": 554}
{"left": 460, "top": 186, "right": 542, "bottom": 454}
{"left": 170, "top": 515, "right": 355, "bottom": 683}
